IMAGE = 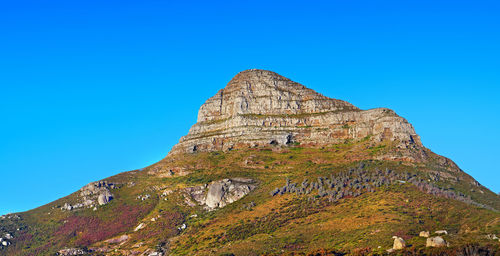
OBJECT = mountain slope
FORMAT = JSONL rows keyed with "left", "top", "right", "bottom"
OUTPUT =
{"left": 1, "top": 70, "right": 499, "bottom": 256}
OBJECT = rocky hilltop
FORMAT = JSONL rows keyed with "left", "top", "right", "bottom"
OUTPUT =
{"left": 170, "top": 69, "right": 422, "bottom": 158}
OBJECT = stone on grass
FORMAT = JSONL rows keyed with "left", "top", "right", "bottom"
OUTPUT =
{"left": 426, "top": 236, "right": 447, "bottom": 247}
{"left": 392, "top": 236, "right": 406, "bottom": 250}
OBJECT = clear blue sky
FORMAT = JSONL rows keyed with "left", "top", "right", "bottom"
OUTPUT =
{"left": 1, "top": 0, "right": 499, "bottom": 215}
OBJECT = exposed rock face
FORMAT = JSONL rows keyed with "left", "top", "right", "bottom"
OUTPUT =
{"left": 57, "top": 248, "right": 89, "bottom": 255}
{"left": 205, "top": 178, "right": 255, "bottom": 208}
{"left": 169, "top": 69, "right": 422, "bottom": 157}
{"left": 80, "top": 180, "right": 114, "bottom": 207}
{"left": 269, "top": 162, "right": 495, "bottom": 210}
{"left": 97, "top": 191, "right": 113, "bottom": 205}
{"left": 206, "top": 182, "right": 226, "bottom": 208}
{"left": 426, "top": 236, "right": 447, "bottom": 247}
{"left": 61, "top": 181, "right": 115, "bottom": 211}
{"left": 185, "top": 178, "right": 256, "bottom": 210}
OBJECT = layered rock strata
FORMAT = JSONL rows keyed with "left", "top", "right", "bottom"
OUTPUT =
{"left": 169, "top": 69, "right": 421, "bottom": 155}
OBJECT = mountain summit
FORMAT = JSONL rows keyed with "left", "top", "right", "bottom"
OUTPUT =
{"left": 171, "top": 69, "right": 421, "bottom": 156}
{"left": 1, "top": 70, "right": 499, "bottom": 256}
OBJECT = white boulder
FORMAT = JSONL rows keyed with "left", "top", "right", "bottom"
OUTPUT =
{"left": 435, "top": 230, "right": 448, "bottom": 235}
{"left": 426, "top": 236, "right": 447, "bottom": 247}
{"left": 392, "top": 236, "right": 406, "bottom": 250}
{"left": 419, "top": 231, "right": 430, "bottom": 237}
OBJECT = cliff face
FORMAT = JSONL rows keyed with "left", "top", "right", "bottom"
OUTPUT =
{"left": 170, "top": 69, "right": 422, "bottom": 156}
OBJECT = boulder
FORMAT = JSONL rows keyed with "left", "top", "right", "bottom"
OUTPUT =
{"left": 435, "top": 230, "right": 448, "bottom": 235}
{"left": 206, "top": 182, "right": 225, "bottom": 208}
{"left": 134, "top": 223, "right": 145, "bottom": 232}
{"left": 184, "top": 185, "right": 207, "bottom": 205}
{"left": 82, "top": 199, "right": 94, "bottom": 207}
{"left": 104, "top": 234, "right": 129, "bottom": 244}
{"left": 97, "top": 191, "right": 113, "bottom": 205}
{"left": 270, "top": 188, "right": 280, "bottom": 196}
{"left": 392, "top": 236, "right": 406, "bottom": 250}
{"left": 61, "top": 203, "right": 72, "bottom": 211}
{"left": 203, "top": 178, "right": 256, "bottom": 209}
{"left": 419, "top": 231, "right": 430, "bottom": 238}
{"left": 79, "top": 180, "right": 115, "bottom": 207}
{"left": 148, "top": 252, "right": 164, "bottom": 256}
{"left": 426, "top": 236, "right": 447, "bottom": 247}
{"left": 486, "top": 234, "right": 499, "bottom": 240}
{"left": 178, "top": 223, "right": 187, "bottom": 230}
{"left": 57, "top": 248, "right": 88, "bottom": 255}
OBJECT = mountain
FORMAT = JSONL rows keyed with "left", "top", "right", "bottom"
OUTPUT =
{"left": 1, "top": 70, "right": 499, "bottom": 256}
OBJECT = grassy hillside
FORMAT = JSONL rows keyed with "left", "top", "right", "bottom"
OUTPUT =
{"left": 1, "top": 140, "right": 500, "bottom": 255}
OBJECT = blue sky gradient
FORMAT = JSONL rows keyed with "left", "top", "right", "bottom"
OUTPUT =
{"left": 1, "top": 0, "right": 499, "bottom": 215}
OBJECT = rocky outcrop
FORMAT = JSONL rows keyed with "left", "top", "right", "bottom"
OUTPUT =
{"left": 426, "top": 236, "right": 448, "bottom": 247}
{"left": 104, "top": 234, "right": 129, "bottom": 244}
{"left": 392, "top": 236, "right": 406, "bottom": 250}
{"left": 169, "top": 69, "right": 422, "bottom": 158}
{"left": 419, "top": 231, "right": 430, "bottom": 238}
{"left": 57, "top": 248, "right": 89, "bottom": 255}
{"left": 97, "top": 191, "right": 113, "bottom": 205}
{"left": 134, "top": 223, "right": 146, "bottom": 232}
{"left": 486, "top": 234, "right": 499, "bottom": 241}
{"left": 185, "top": 178, "right": 256, "bottom": 210}
{"left": 269, "top": 162, "right": 495, "bottom": 210}
{"left": 206, "top": 178, "right": 255, "bottom": 208}
{"left": 61, "top": 181, "right": 115, "bottom": 211}
{"left": 0, "top": 234, "right": 12, "bottom": 248}
{"left": 80, "top": 180, "right": 114, "bottom": 207}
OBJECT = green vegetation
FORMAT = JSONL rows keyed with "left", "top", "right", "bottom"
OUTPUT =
{"left": 2, "top": 140, "right": 500, "bottom": 255}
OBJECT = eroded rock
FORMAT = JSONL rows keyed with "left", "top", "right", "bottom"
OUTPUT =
{"left": 61, "top": 203, "right": 73, "bottom": 211}
{"left": 185, "top": 178, "right": 256, "bottom": 210}
{"left": 97, "top": 191, "right": 113, "bottom": 206}
{"left": 419, "top": 231, "right": 430, "bottom": 238}
{"left": 104, "top": 234, "right": 129, "bottom": 244}
{"left": 392, "top": 236, "right": 406, "bottom": 250}
{"left": 205, "top": 178, "right": 256, "bottom": 209}
{"left": 134, "top": 223, "right": 146, "bottom": 232}
{"left": 57, "top": 248, "right": 89, "bottom": 255}
{"left": 169, "top": 69, "right": 423, "bottom": 162}
{"left": 435, "top": 230, "right": 448, "bottom": 235}
{"left": 426, "top": 236, "right": 447, "bottom": 247}
{"left": 78, "top": 180, "right": 115, "bottom": 207}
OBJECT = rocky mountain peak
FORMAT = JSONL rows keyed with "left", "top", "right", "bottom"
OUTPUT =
{"left": 169, "top": 70, "right": 422, "bottom": 156}
{"left": 197, "top": 69, "right": 358, "bottom": 123}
